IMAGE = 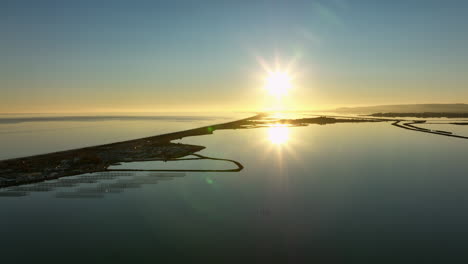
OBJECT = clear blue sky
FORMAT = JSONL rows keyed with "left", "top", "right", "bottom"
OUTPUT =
{"left": 2, "top": 0, "right": 468, "bottom": 112}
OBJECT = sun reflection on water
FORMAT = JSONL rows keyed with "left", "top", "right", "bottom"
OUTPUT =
{"left": 267, "top": 125, "right": 290, "bottom": 145}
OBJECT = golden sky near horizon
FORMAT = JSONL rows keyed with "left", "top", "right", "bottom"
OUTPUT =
{"left": 2, "top": 1, "right": 468, "bottom": 113}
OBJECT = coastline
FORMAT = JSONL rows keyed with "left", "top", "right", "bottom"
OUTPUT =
{"left": 0, "top": 114, "right": 263, "bottom": 188}
{"left": 3, "top": 112, "right": 466, "bottom": 189}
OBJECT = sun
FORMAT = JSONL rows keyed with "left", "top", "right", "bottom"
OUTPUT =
{"left": 265, "top": 71, "right": 292, "bottom": 98}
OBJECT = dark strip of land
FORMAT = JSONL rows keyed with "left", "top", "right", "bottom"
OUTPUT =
{"left": 0, "top": 114, "right": 385, "bottom": 188}
{"left": 391, "top": 121, "right": 468, "bottom": 139}
{"left": 0, "top": 114, "right": 263, "bottom": 188}
{"left": 368, "top": 112, "right": 468, "bottom": 118}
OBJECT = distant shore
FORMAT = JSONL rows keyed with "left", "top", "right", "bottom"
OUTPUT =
{"left": 367, "top": 112, "right": 468, "bottom": 118}
{"left": 2, "top": 112, "right": 466, "bottom": 189}
{"left": 0, "top": 114, "right": 387, "bottom": 188}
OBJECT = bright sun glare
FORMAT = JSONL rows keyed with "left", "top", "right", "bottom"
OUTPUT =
{"left": 265, "top": 71, "right": 292, "bottom": 98}
{"left": 268, "top": 125, "right": 289, "bottom": 145}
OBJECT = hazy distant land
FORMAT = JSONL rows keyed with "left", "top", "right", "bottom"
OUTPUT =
{"left": 368, "top": 112, "right": 468, "bottom": 118}
{"left": 1, "top": 111, "right": 467, "bottom": 188}
{"left": 334, "top": 104, "right": 468, "bottom": 114}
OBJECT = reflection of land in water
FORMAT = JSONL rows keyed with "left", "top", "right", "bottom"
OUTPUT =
{"left": 1, "top": 113, "right": 467, "bottom": 190}
{"left": 0, "top": 172, "right": 185, "bottom": 199}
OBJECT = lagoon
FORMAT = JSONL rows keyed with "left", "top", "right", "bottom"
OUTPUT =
{"left": 1, "top": 114, "right": 468, "bottom": 262}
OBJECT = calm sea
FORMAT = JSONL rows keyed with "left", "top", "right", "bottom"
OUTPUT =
{"left": 1, "top": 112, "right": 468, "bottom": 262}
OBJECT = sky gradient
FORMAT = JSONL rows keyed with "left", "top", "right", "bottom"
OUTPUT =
{"left": 2, "top": 0, "right": 468, "bottom": 113}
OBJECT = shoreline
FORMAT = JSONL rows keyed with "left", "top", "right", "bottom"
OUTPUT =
{"left": 0, "top": 114, "right": 263, "bottom": 188}
{"left": 3, "top": 113, "right": 466, "bottom": 189}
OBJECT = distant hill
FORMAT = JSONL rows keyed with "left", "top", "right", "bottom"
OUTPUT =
{"left": 334, "top": 104, "right": 468, "bottom": 114}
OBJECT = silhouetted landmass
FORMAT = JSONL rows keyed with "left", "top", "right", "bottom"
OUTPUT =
{"left": 2, "top": 113, "right": 466, "bottom": 189}
{"left": 335, "top": 104, "right": 468, "bottom": 114}
{"left": 0, "top": 114, "right": 383, "bottom": 188}
{"left": 0, "top": 114, "right": 265, "bottom": 188}
{"left": 276, "top": 116, "right": 385, "bottom": 125}
{"left": 368, "top": 112, "right": 468, "bottom": 118}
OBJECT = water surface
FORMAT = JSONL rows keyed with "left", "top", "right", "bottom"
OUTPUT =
{"left": 1, "top": 116, "right": 468, "bottom": 262}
